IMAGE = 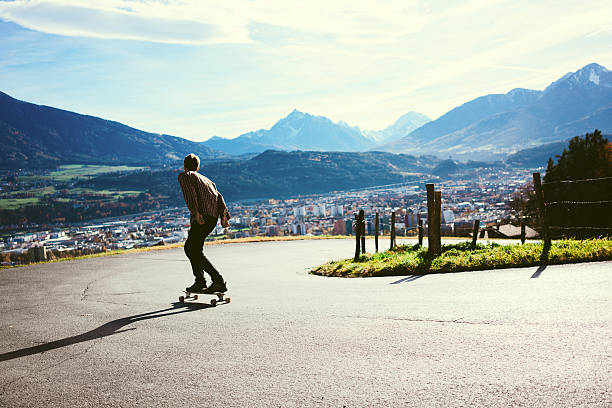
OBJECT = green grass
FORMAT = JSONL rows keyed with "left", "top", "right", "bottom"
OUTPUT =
{"left": 17, "top": 165, "right": 146, "bottom": 182}
{"left": 311, "top": 238, "right": 612, "bottom": 277}
{"left": 69, "top": 188, "right": 143, "bottom": 199}
{"left": 0, "top": 187, "right": 143, "bottom": 210}
{"left": 0, "top": 197, "right": 40, "bottom": 210}
{"left": 48, "top": 164, "right": 146, "bottom": 181}
{"left": 2, "top": 186, "right": 57, "bottom": 197}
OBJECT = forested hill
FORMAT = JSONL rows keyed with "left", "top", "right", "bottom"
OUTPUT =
{"left": 0, "top": 91, "right": 228, "bottom": 168}
{"left": 79, "top": 150, "right": 443, "bottom": 203}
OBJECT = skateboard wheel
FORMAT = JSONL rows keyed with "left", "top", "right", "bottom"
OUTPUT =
{"left": 179, "top": 296, "right": 185, "bottom": 302}
{"left": 226, "top": 297, "right": 231, "bottom": 304}
{"left": 210, "top": 299, "right": 217, "bottom": 306}
{"left": 193, "top": 295, "right": 199, "bottom": 300}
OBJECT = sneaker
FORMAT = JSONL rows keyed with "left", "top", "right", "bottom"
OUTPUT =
{"left": 186, "top": 280, "right": 206, "bottom": 293}
{"left": 203, "top": 280, "right": 227, "bottom": 294}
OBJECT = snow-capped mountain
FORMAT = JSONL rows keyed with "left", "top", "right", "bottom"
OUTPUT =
{"left": 381, "top": 63, "right": 612, "bottom": 160}
{"left": 203, "top": 109, "right": 376, "bottom": 154}
{"left": 364, "top": 111, "right": 431, "bottom": 144}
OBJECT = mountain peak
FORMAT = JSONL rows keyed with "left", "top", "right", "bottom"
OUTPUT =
{"left": 580, "top": 62, "right": 609, "bottom": 73}
{"left": 394, "top": 111, "right": 431, "bottom": 126}
{"left": 551, "top": 63, "right": 611, "bottom": 89}
{"left": 287, "top": 108, "right": 306, "bottom": 119}
{"left": 205, "top": 136, "right": 226, "bottom": 142}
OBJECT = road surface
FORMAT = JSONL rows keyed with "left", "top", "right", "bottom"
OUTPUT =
{"left": 1, "top": 239, "right": 611, "bottom": 407}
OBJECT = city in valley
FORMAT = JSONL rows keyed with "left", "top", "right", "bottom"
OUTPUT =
{"left": 0, "top": 166, "right": 538, "bottom": 266}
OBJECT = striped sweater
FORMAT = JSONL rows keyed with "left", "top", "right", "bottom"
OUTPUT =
{"left": 177, "top": 171, "right": 230, "bottom": 227}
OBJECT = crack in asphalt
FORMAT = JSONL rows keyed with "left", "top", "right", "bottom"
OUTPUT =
{"left": 89, "top": 300, "right": 129, "bottom": 306}
{"left": 346, "top": 315, "right": 499, "bottom": 325}
{"left": 80, "top": 280, "right": 95, "bottom": 301}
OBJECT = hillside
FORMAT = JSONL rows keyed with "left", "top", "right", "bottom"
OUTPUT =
{"left": 381, "top": 63, "right": 612, "bottom": 160}
{"left": 0, "top": 91, "right": 229, "bottom": 168}
{"left": 505, "top": 141, "right": 568, "bottom": 168}
{"left": 79, "top": 150, "right": 441, "bottom": 203}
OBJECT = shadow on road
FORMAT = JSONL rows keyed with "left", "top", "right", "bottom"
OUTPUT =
{"left": 531, "top": 265, "right": 547, "bottom": 279}
{"left": 0, "top": 302, "right": 209, "bottom": 362}
{"left": 389, "top": 275, "right": 424, "bottom": 284}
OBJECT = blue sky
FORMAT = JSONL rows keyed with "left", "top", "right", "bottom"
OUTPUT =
{"left": 1, "top": 0, "right": 611, "bottom": 141}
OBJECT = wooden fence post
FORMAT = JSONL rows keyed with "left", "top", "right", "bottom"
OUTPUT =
{"left": 533, "top": 173, "right": 551, "bottom": 249}
{"left": 418, "top": 219, "right": 423, "bottom": 247}
{"left": 426, "top": 184, "right": 435, "bottom": 255}
{"left": 434, "top": 190, "right": 442, "bottom": 256}
{"left": 354, "top": 213, "right": 360, "bottom": 262}
{"left": 471, "top": 219, "right": 480, "bottom": 250}
{"left": 360, "top": 210, "right": 366, "bottom": 255}
{"left": 390, "top": 211, "right": 396, "bottom": 250}
{"left": 520, "top": 220, "right": 526, "bottom": 244}
{"left": 375, "top": 212, "right": 379, "bottom": 253}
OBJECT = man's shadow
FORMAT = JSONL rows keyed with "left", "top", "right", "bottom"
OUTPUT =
{"left": 0, "top": 302, "right": 210, "bottom": 362}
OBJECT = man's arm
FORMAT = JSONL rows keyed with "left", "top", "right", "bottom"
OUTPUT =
{"left": 217, "top": 194, "right": 230, "bottom": 228}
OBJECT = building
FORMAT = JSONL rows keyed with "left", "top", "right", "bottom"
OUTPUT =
{"left": 345, "top": 219, "right": 353, "bottom": 235}
{"left": 291, "top": 222, "right": 307, "bottom": 235}
{"left": 404, "top": 209, "right": 418, "bottom": 228}
{"left": 331, "top": 205, "right": 344, "bottom": 217}
{"left": 293, "top": 206, "right": 306, "bottom": 218}
{"left": 442, "top": 209, "right": 455, "bottom": 224}
{"left": 333, "top": 219, "right": 346, "bottom": 235}
{"left": 312, "top": 205, "right": 326, "bottom": 217}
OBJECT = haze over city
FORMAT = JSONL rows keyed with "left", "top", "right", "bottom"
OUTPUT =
{"left": 1, "top": 0, "right": 611, "bottom": 140}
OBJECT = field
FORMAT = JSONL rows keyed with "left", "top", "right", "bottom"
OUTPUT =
{"left": 18, "top": 164, "right": 146, "bottom": 182}
{"left": 0, "top": 197, "right": 40, "bottom": 210}
{"left": 2, "top": 165, "right": 146, "bottom": 210}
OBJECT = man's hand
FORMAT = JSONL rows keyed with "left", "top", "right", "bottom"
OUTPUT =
{"left": 194, "top": 212, "right": 205, "bottom": 225}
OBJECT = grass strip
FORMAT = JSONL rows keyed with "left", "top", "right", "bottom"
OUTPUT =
{"left": 311, "top": 238, "right": 612, "bottom": 277}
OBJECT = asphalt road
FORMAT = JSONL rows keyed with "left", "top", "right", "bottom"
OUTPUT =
{"left": 1, "top": 238, "right": 611, "bottom": 407}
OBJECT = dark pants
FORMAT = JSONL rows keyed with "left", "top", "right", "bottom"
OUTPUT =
{"left": 184, "top": 215, "right": 223, "bottom": 284}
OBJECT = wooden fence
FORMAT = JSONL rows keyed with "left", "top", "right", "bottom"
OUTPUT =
{"left": 533, "top": 172, "right": 612, "bottom": 248}
{"left": 351, "top": 182, "right": 530, "bottom": 261}
{"left": 353, "top": 183, "right": 449, "bottom": 260}
{"left": 351, "top": 172, "right": 611, "bottom": 261}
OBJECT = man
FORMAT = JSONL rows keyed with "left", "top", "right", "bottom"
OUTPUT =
{"left": 178, "top": 153, "right": 230, "bottom": 293}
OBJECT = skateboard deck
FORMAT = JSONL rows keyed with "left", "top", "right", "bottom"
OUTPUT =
{"left": 179, "top": 290, "right": 230, "bottom": 306}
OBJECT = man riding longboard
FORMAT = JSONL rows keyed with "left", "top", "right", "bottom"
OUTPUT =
{"left": 178, "top": 153, "right": 230, "bottom": 294}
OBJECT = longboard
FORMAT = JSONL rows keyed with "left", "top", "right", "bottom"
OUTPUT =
{"left": 179, "top": 290, "right": 231, "bottom": 306}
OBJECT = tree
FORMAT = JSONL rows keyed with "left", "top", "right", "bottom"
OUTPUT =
{"left": 542, "top": 130, "right": 612, "bottom": 238}
{"left": 509, "top": 130, "right": 611, "bottom": 229}
{"left": 544, "top": 130, "right": 611, "bottom": 182}
{"left": 508, "top": 182, "right": 540, "bottom": 227}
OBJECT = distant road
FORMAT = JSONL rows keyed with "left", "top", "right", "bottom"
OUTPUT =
{"left": 1, "top": 239, "right": 610, "bottom": 407}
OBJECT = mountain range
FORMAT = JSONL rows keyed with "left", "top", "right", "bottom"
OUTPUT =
{"left": 203, "top": 109, "right": 432, "bottom": 155}
{"left": 0, "top": 91, "right": 229, "bottom": 168}
{"left": 204, "top": 63, "right": 611, "bottom": 159}
{"left": 381, "top": 63, "right": 612, "bottom": 160}
{"left": 203, "top": 109, "right": 378, "bottom": 155}
{"left": 0, "top": 63, "right": 610, "bottom": 168}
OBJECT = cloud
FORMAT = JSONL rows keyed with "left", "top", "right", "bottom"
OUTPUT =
{"left": 0, "top": 0, "right": 431, "bottom": 45}
{"left": 0, "top": 0, "right": 250, "bottom": 44}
